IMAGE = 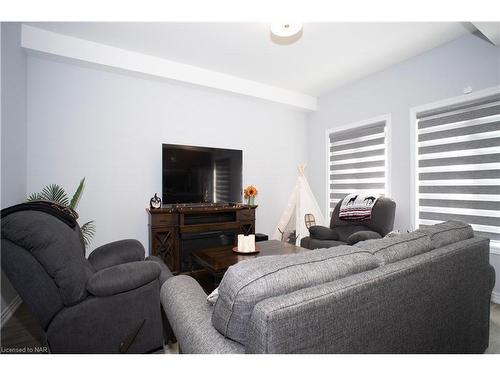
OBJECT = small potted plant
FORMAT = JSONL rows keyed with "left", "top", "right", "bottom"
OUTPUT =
{"left": 244, "top": 185, "right": 258, "bottom": 206}
{"left": 27, "top": 178, "right": 95, "bottom": 249}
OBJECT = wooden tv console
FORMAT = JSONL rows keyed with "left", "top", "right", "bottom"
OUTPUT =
{"left": 147, "top": 203, "right": 256, "bottom": 274}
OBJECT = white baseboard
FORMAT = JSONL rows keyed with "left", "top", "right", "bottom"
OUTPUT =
{"left": 492, "top": 291, "right": 500, "bottom": 305}
{"left": 1, "top": 294, "right": 22, "bottom": 328}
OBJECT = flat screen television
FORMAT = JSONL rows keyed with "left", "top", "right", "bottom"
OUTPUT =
{"left": 162, "top": 144, "right": 242, "bottom": 204}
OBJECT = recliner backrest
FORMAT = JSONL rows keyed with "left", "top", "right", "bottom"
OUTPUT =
{"left": 1, "top": 239, "right": 64, "bottom": 329}
{"left": 330, "top": 196, "right": 396, "bottom": 237}
{"left": 1, "top": 210, "right": 94, "bottom": 307}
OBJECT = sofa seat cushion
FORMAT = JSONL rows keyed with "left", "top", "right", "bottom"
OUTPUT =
{"left": 415, "top": 220, "right": 474, "bottom": 249}
{"left": 354, "top": 231, "right": 433, "bottom": 265}
{"left": 212, "top": 246, "right": 378, "bottom": 345}
{"left": 300, "top": 236, "right": 346, "bottom": 250}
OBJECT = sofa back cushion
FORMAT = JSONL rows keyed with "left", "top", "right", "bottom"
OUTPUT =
{"left": 415, "top": 220, "right": 474, "bottom": 249}
{"left": 355, "top": 231, "right": 433, "bottom": 265}
{"left": 1, "top": 211, "right": 94, "bottom": 306}
{"left": 212, "top": 246, "right": 378, "bottom": 345}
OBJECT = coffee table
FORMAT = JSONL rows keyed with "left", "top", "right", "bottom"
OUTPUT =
{"left": 191, "top": 240, "right": 309, "bottom": 281}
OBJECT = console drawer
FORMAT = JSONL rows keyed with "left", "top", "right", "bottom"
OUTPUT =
{"left": 238, "top": 209, "right": 255, "bottom": 221}
{"left": 150, "top": 214, "right": 177, "bottom": 227}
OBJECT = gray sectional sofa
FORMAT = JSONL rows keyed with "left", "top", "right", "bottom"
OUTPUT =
{"left": 161, "top": 220, "right": 496, "bottom": 353}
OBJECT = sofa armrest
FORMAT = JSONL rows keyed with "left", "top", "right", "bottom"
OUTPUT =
{"left": 309, "top": 226, "right": 338, "bottom": 240}
{"left": 87, "top": 261, "right": 160, "bottom": 297}
{"left": 161, "top": 275, "right": 244, "bottom": 354}
{"left": 347, "top": 230, "right": 382, "bottom": 245}
{"left": 88, "top": 239, "right": 145, "bottom": 271}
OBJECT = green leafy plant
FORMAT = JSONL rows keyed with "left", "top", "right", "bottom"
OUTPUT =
{"left": 27, "top": 178, "right": 95, "bottom": 248}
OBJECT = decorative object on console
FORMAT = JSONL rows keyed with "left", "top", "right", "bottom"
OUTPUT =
{"left": 150, "top": 193, "right": 161, "bottom": 209}
{"left": 244, "top": 185, "right": 258, "bottom": 206}
{"left": 26, "top": 177, "right": 95, "bottom": 248}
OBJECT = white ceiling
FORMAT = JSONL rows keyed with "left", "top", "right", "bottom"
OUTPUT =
{"left": 26, "top": 22, "right": 472, "bottom": 97}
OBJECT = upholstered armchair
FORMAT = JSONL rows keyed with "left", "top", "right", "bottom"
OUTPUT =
{"left": 300, "top": 196, "right": 396, "bottom": 250}
{"left": 1, "top": 202, "right": 172, "bottom": 353}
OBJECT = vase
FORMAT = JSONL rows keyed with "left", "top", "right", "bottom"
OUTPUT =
{"left": 248, "top": 197, "right": 255, "bottom": 206}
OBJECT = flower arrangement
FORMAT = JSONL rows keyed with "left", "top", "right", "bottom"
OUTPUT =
{"left": 244, "top": 185, "right": 258, "bottom": 205}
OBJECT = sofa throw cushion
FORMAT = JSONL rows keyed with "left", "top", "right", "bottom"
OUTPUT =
{"left": 212, "top": 246, "right": 378, "bottom": 345}
{"left": 354, "top": 231, "right": 433, "bottom": 265}
{"left": 1, "top": 211, "right": 94, "bottom": 306}
{"left": 415, "top": 220, "right": 474, "bottom": 249}
{"left": 207, "top": 287, "right": 219, "bottom": 305}
{"left": 308, "top": 226, "right": 338, "bottom": 240}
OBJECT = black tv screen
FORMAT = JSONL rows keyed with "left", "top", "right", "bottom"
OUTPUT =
{"left": 162, "top": 144, "right": 242, "bottom": 204}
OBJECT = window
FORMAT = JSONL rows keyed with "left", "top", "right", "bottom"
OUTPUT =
{"left": 415, "top": 92, "right": 500, "bottom": 247}
{"left": 328, "top": 117, "right": 389, "bottom": 215}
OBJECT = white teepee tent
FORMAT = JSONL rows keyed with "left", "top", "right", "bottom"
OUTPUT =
{"left": 272, "top": 165, "right": 326, "bottom": 245}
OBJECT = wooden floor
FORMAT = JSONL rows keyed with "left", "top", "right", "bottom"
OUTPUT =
{"left": 485, "top": 303, "right": 500, "bottom": 354}
{"left": 2, "top": 302, "right": 500, "bottom": 354}
{"left": 0, "top": 303, "right": 44, "bottom": 354}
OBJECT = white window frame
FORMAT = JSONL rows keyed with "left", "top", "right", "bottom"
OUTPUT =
{"left": 409, "top": 85, "right": 500, "bottom": 255}
{"left": 325, "top": 114, "right": 392, "bottom": 218}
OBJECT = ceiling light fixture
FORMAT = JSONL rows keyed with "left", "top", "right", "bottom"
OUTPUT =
{"left": 270, "top": 22, "right": 303, "bottom": 45}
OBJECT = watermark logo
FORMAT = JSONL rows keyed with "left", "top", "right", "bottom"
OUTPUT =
{"left": 1, "top": 346, "right": 49, "bottom": 354}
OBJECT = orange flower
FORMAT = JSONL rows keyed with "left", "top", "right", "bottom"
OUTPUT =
{"left": 244, "top": 185, "right": 258, "bottom": 198}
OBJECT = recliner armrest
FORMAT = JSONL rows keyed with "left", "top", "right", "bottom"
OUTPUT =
{"left": 88, "top": 239, "right": 145, "bottom": 271}
{"left": 87, "top": 261, "right": 161, "bottom": 297}
{"left": 347, "top": 230, "right": 382, "bottom": 245}
{"left": 309, "top": 226, "right": 338, "bottom": 240}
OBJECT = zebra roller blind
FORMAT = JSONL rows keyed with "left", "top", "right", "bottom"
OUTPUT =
{"left": 328, "top": 120, "right": 388, "bottom": 214}
{"left": 416, "top": 93, "right": 500, "bottom": 246}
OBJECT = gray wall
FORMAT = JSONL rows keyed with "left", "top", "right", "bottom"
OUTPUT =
{"left": 1, "top": 23, "right": 27, "bottom": 319}
{"left": 26, "top": 56, "right": 309, "bottom": 256}
{"left": 307, "top": 33, "right": 500, "bottom": 297}
{"left": 1, "top": 23, "right": 27, "bottom": 208}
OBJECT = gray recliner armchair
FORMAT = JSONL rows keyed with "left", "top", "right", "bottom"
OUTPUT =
{"left": 1, "top": 202, "right": 172, "bottom": 353}
{"left": 301, "top": 196, "right": 396, "bottom": 250}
